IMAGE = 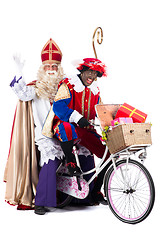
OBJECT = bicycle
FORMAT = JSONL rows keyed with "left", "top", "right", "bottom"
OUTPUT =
{"left": 56, "top": 135, "right": 155, "bottom": 224}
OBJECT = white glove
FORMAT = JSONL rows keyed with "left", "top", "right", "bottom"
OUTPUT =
{"left": 13, "top": 53, "right": 25, "bottom": 76}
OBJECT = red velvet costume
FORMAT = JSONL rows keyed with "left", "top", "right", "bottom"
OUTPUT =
{"left": 53, "top": 76, "right": 100, "bottom": 135}
{"left": 52, "top": 73, "right": 108, "bottom": 160}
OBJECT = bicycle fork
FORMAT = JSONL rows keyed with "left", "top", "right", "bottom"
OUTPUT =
{"left": 112, "top": 154, "right": 130, "bottom": 191}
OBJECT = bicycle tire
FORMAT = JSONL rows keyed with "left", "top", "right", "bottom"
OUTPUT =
{"left": 56, "top": 190, "right": 73, "bottom": 208}
{"left": 104, "top": 159, "right": 155, "bottom": 224}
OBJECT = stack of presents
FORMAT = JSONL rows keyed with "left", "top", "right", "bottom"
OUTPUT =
{"left": 96, "top": 103, "right": 152, "bottom": 154}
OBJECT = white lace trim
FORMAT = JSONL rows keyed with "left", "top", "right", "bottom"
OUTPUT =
{"left": 37, "top": 137, "right": 91, "bottom": 166}
{"left": 37, "top": 138, "right": 64, "bottom": 166}
{"left": 11, "top": 77, "right": 36, "bottom": 101}
{"left": 67, "top": 75, "right": 99, "bottom": 95}
{"left": 77, "top": 144, "right": 92, "bottom": 157}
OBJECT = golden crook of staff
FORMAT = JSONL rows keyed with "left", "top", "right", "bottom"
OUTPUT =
{"left": 92, "top": 27, "right": 103, "bottom": 59}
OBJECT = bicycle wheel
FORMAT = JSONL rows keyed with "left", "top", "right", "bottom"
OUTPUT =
{"left": 104, "top": 159, "right": 155, "bottom": 224}
{"left": 56, "top": 190, "right": 73, "bottom": 208}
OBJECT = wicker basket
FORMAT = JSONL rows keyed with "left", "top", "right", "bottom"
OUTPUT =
{"left": 106, "top": 123, "right": 152, "bottom": 154}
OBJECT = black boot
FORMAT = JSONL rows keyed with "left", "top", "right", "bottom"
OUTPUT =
{"left": 60, "top": 140, "right": 82, "bottom": 177}
{"left": 66, "top": 160, "right": 82, "bottom": 177}
{"left": 34, "top": 205, "right": 49, "bottom": 215}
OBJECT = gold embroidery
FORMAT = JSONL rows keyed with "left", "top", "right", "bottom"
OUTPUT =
{"left": 87, "top": 90, "right": 91, "bottom": 120}
{"left": 54, "top": 83, "right": 71, "bottom": 102}
{"left": 82, "top": 90, "right": 85, "bottom": 115}
{"left": 54, "top": 122, "right": 62, "bottom": 141}
{"left": 42, "top": 107, "right": 55, "bottom": 138}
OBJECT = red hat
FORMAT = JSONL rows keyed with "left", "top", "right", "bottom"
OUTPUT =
{"left": 77, "top": 58, "right": 107, "bottom": 77}
{"left": 41, "top": 38, "right": 62, "bottom": 64}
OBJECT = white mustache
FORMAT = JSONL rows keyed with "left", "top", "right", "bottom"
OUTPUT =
{"left": 46, "top": 70, "right": 57, "bottom": 75}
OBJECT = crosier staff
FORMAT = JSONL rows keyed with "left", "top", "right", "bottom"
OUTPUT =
{"left": 92, "top": 27, "right": 103, "bottom": 58}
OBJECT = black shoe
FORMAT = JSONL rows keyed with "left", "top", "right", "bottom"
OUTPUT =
{"left": 34, "top": 206, "right": 49, "bottom": 215}
{"left": 66, "top": 162, "right": 82, "bottom": 177}
{"left": 90, "top": 191, "right": 108, "bottom": 205}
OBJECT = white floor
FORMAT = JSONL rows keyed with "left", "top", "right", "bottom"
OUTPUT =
{"left": 0, "top": 192, "right": 158, "bottom": 240}
{"left": 0, "top": 149, "right": 159, "bottom": 240}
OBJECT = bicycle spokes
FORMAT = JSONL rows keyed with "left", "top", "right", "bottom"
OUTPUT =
{"left": 104, "top": 159, "right": 155, "bottom": 224}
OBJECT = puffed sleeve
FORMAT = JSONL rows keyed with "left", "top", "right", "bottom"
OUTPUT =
{"left": 53, "top": 83, "right": 83, "bottom": 123}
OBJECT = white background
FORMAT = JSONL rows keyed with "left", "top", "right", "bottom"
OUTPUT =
{"left": 0, "top": 0, "right": 160, "bottom": 239}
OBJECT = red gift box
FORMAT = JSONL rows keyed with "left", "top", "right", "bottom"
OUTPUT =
{"left": 115, "top": 103, "right": 147, "bottom": 123}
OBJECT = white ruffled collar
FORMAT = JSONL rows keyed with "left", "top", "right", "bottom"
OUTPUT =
{"left": 67, "top": 75, "right": 99, "bottom": 95}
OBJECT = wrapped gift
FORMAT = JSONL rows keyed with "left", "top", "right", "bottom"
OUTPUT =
{"left": 111, "top": 117, "right": 133, "bottom": 126}
{"left": 115, "top": 103, "right": 147, "bottom": 123}
{"left": 95, "top": 104, "right": 121, "bottom": 129}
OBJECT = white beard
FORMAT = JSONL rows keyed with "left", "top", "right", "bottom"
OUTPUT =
{"left": 35, "top": 64, "right": 64, "bottom": 103}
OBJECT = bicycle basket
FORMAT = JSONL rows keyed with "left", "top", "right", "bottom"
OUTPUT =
{"left": 106, "top": 123, "right": 152, "bottom": 154}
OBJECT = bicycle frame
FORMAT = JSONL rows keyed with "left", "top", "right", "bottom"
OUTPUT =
{"left": 56, "top": 141, "right": 151, "bottom": 200}
{"left": 74, "top": 143, "right": 151, "bottom": 187}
